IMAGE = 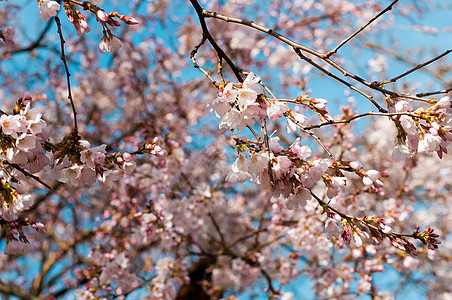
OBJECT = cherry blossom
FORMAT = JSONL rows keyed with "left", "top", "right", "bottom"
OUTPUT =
{"left": 39, "top": 0, "right": 60, "bottom": 22}
{"left": 98, "top": 32, "right": 122, "bottom": 53}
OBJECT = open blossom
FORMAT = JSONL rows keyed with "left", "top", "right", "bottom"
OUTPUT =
{"left": 269, "top": 136, "right": 284, "bottom": 153}
{"left": 121, "top": 158, "right": 137, "bottom": 174}
{"left": 267, "top": 101, "right": 288, "bottom": 121}
{"left": 290, "top": 138, "right": 311, "bottom": 159}
{"left": 272, "top": 156, "right": 292, "bottom": 179}
{"left": 362, "top": 169, "right": 383, "bottom": 187}
{"left": 80, "top": 145, "right": 107, "bottom": 168}
{"left": 219, "top": 108, "right": 254, "bottom": 131}
{"left": 327, "top": 177, "right": 347, "bottom": 199}
{"left": 242, "top": 72, "right": 261, "bottom": 94}
{"left": 98, "top": 33, "right": 123, "bottom": 54}
{"left": 400, "top": 115, "right": 417, "bottom": 135}
{"left": 60, "top": 165, "right": 82, "bottom": 186}
{"left": 237, "top": 87, "right": 258, "bottom": 107}
{"left": 39, "top": 0, "right": 60, "bottom": 22}
{"left": 0, "top": 114, "right": 26, "bottom": 138}
{"left": 16, "top": 134, "right": 38, "bottom": 152}
{"left": 226, "top": 154, "right": 251, "bottom": 183}
{"left": 207, "top": 83, "right": 236, "bottom": 118}
{"left": 97, "top": 170, "right": 120, "bottom": 188}
{"left": 392, "top": 143, "right": 411, "bottom": 159}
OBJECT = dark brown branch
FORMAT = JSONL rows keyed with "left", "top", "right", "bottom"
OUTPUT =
{"left": 190, "top": 0, "right": 243, "bottom": 82}
{"left": 0, "top": 279, "right": 39, "bottom": 300}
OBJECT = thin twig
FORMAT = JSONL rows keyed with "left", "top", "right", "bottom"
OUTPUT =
{"left": 324, "top": 0, "right": 399, "bottom": 58}
{"left": 208, "top": 213, "right": 226, "bottom": 246}
{"left": 293, "top": 48, "right": 386, "bottom": 112}
{"left": 54, "top": 16, "right": 78, "bottom": 137}
{"left": 416, "top": 87, "right": 452, "bottom": 98}
{"left": 190, "top": 34, "right": 219, "bottom": 87}
{"left": 364, "top": 41, "right": 448, "bottom": 87}
{"left": 379, "top": 49, "right": 452, "bottom": 85}
{"left": 301, "top": 111, "right": 423, "bottom": 130}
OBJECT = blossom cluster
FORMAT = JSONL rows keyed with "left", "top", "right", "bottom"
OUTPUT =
{"left": 0, "top": 98, "right": 49, "bottom": 222}
{"left": 147, "top": 257, "right": 190, "bottom": 299}
{"left": 208, "top": 73, "right": 444, "bottom": 259}
{"left": 324, "top": 209, "right": 441, "bottom": 255}
{"left": 211, "top": 74, "right": 389, "bottom": 214}
{"left": 37, "top": 0, "right": 138, "bottom": 53}
{"left": 0, "top": 97, "right": 167, "bottom": 255}
{"left": 390, "top": 97, "right": 452, "bottom": 159}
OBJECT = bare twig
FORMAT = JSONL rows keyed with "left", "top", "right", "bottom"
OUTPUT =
{"left": 208, "top": 213, "right": 226, "bottom": 246}
{"left": 293, "top": 48, "right": 386, "bottom": 112}
{"left": 379, "top": 49, "right": 452, "bottom": 85}
{"left": 364, "top": 41, "right": 449, "bottom": 86}
{"left": 190, "top": 34, "right": 219, "bottom": 87}
{"left": 324, "top": 0, "right": 399, "bottom": 58}
{"left": 301, "top": 111, "right": 423, "bottom": 130}
{"left": 54, "top": 16, "right": 78, "bottom": 137}
{"left": 416, "top": 87, "right": 452, "bottom": 98}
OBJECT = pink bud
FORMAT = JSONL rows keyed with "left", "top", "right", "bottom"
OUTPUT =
{"left": 2, "top": 26, "right": 15, "bottom": 39}
{"left": 124, "top": 16, "right": 139, "bottom": 25}
{"left": 96, "top": 9, "right": 109, "bottom": 22}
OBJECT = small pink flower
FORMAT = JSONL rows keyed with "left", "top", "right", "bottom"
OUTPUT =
{"left": 267, "top": 101, "right": 288, "bottom": 121}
